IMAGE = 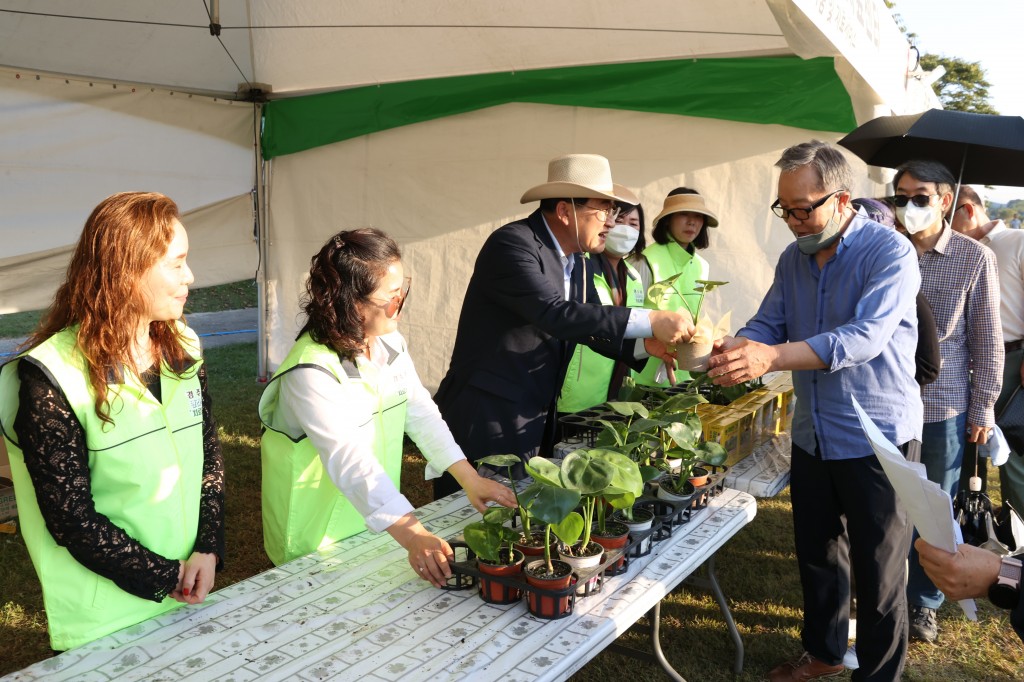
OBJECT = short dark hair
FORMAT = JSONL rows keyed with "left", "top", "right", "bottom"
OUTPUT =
{"left": 652, "top": 187, "right": 709, "bottom": 250}
{"left": 892, "top": 160, "right": 956, "bottom": 197}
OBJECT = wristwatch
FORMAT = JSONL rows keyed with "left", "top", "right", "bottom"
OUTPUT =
{"left": 988, "top": 555, "right": 1023, "bottom": 610}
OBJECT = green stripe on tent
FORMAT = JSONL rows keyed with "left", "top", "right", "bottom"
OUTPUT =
{"left": 262, "top": 56, "right": 855, "bottom": 159}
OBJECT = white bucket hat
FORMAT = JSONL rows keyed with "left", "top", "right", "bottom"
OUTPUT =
{"left": 520, "top": 154, "right": 639, "bottom": 205}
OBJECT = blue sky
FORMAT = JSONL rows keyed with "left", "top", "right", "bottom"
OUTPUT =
{"left": 891, "top": 0, "right": 1023, "bottom": 201}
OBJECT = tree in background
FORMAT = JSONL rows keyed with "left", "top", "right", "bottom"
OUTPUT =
{"left": 991, "top": 199, "right": 1024, "bottom": 224}
{"left": 919, "top": 54, "right": 998, "bottom": 115}
{"left": 885, "top": 1, "right": 998, "bottom": 115}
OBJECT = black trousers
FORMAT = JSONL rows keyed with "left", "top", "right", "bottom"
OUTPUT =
{"left": 790, "top": 440, "right": 920, "bottom": 682}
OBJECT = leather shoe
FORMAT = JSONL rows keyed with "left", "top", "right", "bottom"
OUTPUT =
{"left": 768, "top": 651, "right": 844, "bottom": 682}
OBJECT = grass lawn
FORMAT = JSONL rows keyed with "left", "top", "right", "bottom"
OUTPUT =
{"left": 0, "top": 280, "right": 257, "bottom": 340}
{"left": 2, "top": 341, "right": 1022, "bottom": 679}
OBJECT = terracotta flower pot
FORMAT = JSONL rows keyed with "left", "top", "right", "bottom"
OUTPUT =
{"left": 676, "top": 339, "right": 714, "bottom": 372}
{"left": 591, "top": 521, "right": 630, "bottom": 572}
{"left": 524, "top": 559, "right": 574, "bottom": 619}
{"left": 687, "top": 465, "right": 710, "bottom": 487}
{"left": 477, "top": 549, "right": 524, "bottom": 604}
{"left": 513, "top": 531, "right": 554, "bottom": 558}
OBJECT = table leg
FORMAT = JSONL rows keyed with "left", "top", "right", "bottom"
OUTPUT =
{"left": 685, "top": 555, "right": 744, "bottom": 674}
{"left": 606, "top": 601, "right": 688, "bottom": 682}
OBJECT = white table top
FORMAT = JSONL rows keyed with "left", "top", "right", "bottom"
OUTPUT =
{"left": 5, "top": 488, "right": 756, "bottom": 682}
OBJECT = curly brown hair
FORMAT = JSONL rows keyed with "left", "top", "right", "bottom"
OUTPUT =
{"left": 26, "top": 192, "right": 192, "bottom": 425}
{"left": 298, "top": 228, "right": 401, "bottom": 360}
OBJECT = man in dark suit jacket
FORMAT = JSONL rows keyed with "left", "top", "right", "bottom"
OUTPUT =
{"left": 433, "top": 154, "right": 694, "bottom": 497}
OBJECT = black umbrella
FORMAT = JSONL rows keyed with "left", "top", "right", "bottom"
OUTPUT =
{"left": 838, "top": 108, "right": 1024, "bottom": 187}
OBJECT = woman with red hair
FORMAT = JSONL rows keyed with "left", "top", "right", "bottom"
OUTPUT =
{"left": 0, "top": 192, "right": 224, "bottom": 650}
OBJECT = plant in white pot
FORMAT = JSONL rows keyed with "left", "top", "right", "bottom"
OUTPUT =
{"left": 646, "top": 277, "right": 729, "bottom": 372}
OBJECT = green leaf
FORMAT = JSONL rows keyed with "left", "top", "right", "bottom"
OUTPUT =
{"left": 627, "top": 417, "right": 669, "bottom": 433}
{"left": 661, "top": 393, "right": 706, "bottom": 414}
{"left": 605, "top": 401, "right": 649, "bottom": 418}
{"left": 697, "top": 441, "right": 729, "bottom": 466}
{"left": 639, "top": 465, "right": 662, "bottom": 483}
{"left": 664, "top": 421, "right": 700, "bottom": 449}
{"left": 694, "top": 279, "right": 729, "bottom": 293}
{"left": 603, "top": 490, "right": 636, "bottom": 511}
{"left": 525, "top": 456, "right": 563, "bottom": 487}
{"left": 477, "top": 453, "right": 522, "bottom": 469}
{"left": 589, "top": 449, "right": 644, "bottom": 497}
{"left": 463, "top": 521, "right": 504, "bottom": 563}
{"left": 561, "top": 450, "right": 615, "bottom": 495}
{"left": 526, "top": 485, "right": 581, "bottom": 526}
{"left": 482, "top": 506, "right": 516, "bottom": 525}
{"left": 552, "top": 511, "right": 585, "bottom": 547}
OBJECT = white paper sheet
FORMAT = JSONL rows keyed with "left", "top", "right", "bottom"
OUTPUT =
{"left": 851, "top": 397, "right": 977, "bottom": 620}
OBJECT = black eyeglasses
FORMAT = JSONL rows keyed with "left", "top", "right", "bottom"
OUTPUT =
{"left": 770, "top": 190, "right": 842, "bottom": 221}
{"left": 891, "top": 194, "right": 939, "bottom": 208}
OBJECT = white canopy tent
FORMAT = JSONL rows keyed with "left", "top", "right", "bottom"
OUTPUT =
{"left": 0, "top": 0, "right": 938, "bottom": 388}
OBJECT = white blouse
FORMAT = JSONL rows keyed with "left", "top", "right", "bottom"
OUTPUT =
{"left": 274, "top": 332, "right": 466, "bottom": 533}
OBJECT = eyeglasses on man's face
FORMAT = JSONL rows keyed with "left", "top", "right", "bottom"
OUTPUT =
{"left": 770, "top": 189, "right": 842, "bottom": 221}
{"left": 579, "top": 203, "right": 623, "bottom": 223}
{"left": 368, "top": 276, "right": 412, "bottom": 319}
{"left": 891, "top": 194, "right": 939, "bottom": 208}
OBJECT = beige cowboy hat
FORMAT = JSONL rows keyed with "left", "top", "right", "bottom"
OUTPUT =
{"left": 520, "top": 154, "right": 639, "bottom": 205}
{"left": 651, "top": 192, "right": 719, "bottom": 228}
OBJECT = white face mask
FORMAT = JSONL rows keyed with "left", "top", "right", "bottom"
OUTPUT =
{"left": 896, "top": 203, "right": 942, "bottom": 234}
{"left": 604, "top": 224, "right": 640, "bottom": 257}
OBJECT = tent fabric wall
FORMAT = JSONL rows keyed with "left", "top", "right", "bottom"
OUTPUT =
{"left": 266, "top": 102, "right": 884, "bottom": 392}
{"left": 0, "top": 193, "right": 259, "bottom": 314}
{"left": 0, "top": 69, "right": 258, "bottom": 312}
{"left": 262, "top": 56, "right": 856, "bottom": 159}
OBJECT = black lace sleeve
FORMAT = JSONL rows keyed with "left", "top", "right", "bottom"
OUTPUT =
{"left": 193, "top": 364, "right": 225, "bottom": 565}
{"left": 14, "top": 360, "right": 181, "bottom": 602}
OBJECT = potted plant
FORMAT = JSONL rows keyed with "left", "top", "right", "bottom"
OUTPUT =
{"left": 526, "top": 449, "right": 643, "bottom": 587}
{"left": 515, "top": 468, "right": 581, "bottom": 618}
{"left": 462, "top": 505, "right": 526, "bottom": 604}
{"left": 473, "top": 454, "right": 550, "bottom": 557}
{"left": 646, "top": 277, "right": 729, "bottom": 372}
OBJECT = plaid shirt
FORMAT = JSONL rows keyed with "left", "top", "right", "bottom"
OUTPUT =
{"left": 918, "top": 227, "right": 1004, "bottom": 426}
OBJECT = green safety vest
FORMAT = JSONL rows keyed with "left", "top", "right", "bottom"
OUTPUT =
{"left": 0, "top": 325, "right": 204, "bottom": 651}
{"left": 259, "top": 333, "right": 406, "bottom": 566}
{"left": 558, "top": 259, "right": 646, "bottom": 412}
{"left": 635, "top": 241, "right": 710, "bottom": 387}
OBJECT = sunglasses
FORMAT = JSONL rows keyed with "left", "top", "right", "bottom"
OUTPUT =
{"left": 890, "top": 194, "right": 939, "bottom": 208}
{"left": 770, "top": 189, "right": 841, "bottom": 221}
{"left": 368, "top": 277, "right": 412, "bottom": 319}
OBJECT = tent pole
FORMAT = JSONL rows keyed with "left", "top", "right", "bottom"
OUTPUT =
{"left": 254, "top": 102, "right": 271, "bottom": 383}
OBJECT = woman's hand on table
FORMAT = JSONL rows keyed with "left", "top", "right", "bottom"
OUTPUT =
{"left": 388, "top": 513, "right": 455, "bottom": 588}
{"left": 172, "top": 551, "right": 218, "bottom": 604}
{"left": 448, "top": 460, "right": 517, "bottom": 513}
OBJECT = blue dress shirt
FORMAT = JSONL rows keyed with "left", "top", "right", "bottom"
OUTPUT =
{"left": 737, "top": 214, "right": 923, "bottom": 459}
